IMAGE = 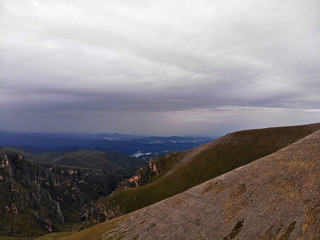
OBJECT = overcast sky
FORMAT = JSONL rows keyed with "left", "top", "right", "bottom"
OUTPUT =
{"left": 0, "top": 0, "right": 319, "bottom": 136}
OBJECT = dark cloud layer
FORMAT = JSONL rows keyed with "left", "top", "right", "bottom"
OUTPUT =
{"left": 1, "top": 0, "right": 319, "bottom": 135}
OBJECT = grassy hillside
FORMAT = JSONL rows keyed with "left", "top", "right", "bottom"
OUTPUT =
{"left": 98, "top": 123, "right": 320, "bottom": 213}
{"left": 70, "top": 128, "right": 320, "bottom": 239}
{"left": 3, "top": 148, "right": 145, "bottom": 177}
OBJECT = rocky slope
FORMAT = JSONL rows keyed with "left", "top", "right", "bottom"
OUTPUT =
{"left": 84, "top": 123, "right": 320, "bottom": 223}
{"left": 0, "top": 148, "right": 123, "bottom": 237}
{"left": 63, "top": 128, "right": 320, "bottom": 240}
{"left": 117, "top": 152, "right": 178, "bottom": 189}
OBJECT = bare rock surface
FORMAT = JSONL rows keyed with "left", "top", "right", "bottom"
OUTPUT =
{"left": 102, "top": 130, "right": 320, "bottom": 239}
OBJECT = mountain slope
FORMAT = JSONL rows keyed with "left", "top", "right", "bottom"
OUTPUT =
{"left": 88, "top": 123, "right": 320, "bottom": 220}
{"left": 62, "top": 128, "right": 320, "bottom": 239}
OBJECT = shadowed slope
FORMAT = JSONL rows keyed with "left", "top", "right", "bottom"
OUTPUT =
{"left": 63, "top": 129, "right": 320, "bottom": 239}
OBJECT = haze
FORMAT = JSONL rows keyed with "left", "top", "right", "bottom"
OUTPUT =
{"left": 1, "top": 0, "right": 319, "bottom": 136}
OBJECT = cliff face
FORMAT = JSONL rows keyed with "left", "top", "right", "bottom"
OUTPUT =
{"left": 117, "top": 154, "right": 172, "bottom": 188}
{"left": 116, "top": 165, "right": 152, "bottom": 189}
{"left": 0, "top": 148, "right": 123, "bottom": 237}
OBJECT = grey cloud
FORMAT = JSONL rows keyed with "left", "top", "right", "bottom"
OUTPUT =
{"left": 1, "top": 0, "right": 319, "bottom": 134}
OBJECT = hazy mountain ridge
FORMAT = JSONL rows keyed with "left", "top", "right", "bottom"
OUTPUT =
{"left": 0, "top": 131, "right": 214, "bottom": 156}
{"left": 3, "top": 147, "right": 146, "bottom": 178}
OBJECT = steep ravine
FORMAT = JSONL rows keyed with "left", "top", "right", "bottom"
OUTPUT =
{"left": 0, "top": 148, "right": 123, "bottom": 237}
{"left": 80, "top": 153, "right": 176, "bottom": 222}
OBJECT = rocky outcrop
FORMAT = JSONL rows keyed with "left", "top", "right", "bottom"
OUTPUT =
{"left": 117, "top": 154, "right": 170, "bottom": 188}
{"left": 0, "top": 148, "right": 123, "bottom": 237}
{"left": 80, "top": 198, "right": 124, "bottom": 223}
{"left": 116, "top": 165, "right": 152, "bottom": 189}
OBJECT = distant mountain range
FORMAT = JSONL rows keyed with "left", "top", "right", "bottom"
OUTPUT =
{"left": 0, "top": 131, "right": 215, "bottom": 156}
